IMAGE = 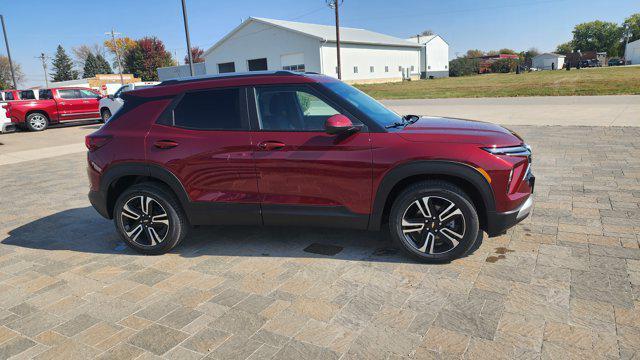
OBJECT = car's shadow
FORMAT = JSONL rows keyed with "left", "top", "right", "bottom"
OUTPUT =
{"left": 1, "top": 207, "right": 484, "bottom": 264}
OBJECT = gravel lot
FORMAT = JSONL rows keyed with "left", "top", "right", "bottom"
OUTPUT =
{"left": 0, "top": 125, "right": 639, "bottom": 359}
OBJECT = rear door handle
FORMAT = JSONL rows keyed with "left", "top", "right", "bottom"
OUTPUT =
{"left": 154, "top": 140, "right": 179, "bottom": 149}
{"left": 257, "top": 141, "right": 286, "bottom": 151}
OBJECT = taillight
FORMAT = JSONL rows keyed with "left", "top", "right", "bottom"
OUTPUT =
{"left": 85, "top": 135, "right": 112, "bottom": 152}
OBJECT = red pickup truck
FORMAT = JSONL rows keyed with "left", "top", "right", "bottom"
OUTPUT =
{"left": 4, "top": 87, "right": 102, "bottom": 131}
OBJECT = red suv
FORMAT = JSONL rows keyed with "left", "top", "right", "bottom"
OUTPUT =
{"left": 86, "top": 71, "right": 533, "bottom": 262}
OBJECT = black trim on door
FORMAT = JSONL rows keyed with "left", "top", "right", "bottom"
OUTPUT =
{"left": 261, "top": 204, "right": 369, "bottom": 229}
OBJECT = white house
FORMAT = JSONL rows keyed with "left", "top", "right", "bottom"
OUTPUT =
{"left": 202, "top": 17, "right": 422, "bottom": 83}
{"left": 626, "top": 39, "right": 640, "bottom": 65}
{"left": 406, "top": 35, "right": 450, "bottom": 78}
{"left": 532, "top": 53, "right": 565, "bottom": 70}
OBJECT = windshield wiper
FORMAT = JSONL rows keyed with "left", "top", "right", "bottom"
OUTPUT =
{"left": 385, "top": 114, "right": 420, "bottom": 129}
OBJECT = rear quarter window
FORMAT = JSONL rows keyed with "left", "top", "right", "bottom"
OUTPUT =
{"left": 170, "top": 88, "right": 244, "bottom": 130}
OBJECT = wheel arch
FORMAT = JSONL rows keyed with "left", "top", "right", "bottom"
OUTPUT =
{"left": 369, "top": 161, "right": 496, "bottom": 232}
{"left": 26, "top": 109, "right": 50, "bottom": 121}
{"left": 101, "top": 163, "right": 191, "bottom": 221}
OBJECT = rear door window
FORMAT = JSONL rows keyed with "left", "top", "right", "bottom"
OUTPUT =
{"left": 58, "top": 89, "right": 80, "bottom": 99}
{"left": 172, "top": 88, "right": 245, "bottom": 130}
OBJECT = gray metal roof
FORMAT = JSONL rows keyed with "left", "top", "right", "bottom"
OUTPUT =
{"left": 252, "top": 17, "right": 420, "bottom": 47}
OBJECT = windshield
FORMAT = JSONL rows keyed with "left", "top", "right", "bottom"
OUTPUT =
{"left": 322, "top": 81, "right": 402, "bottom": 129}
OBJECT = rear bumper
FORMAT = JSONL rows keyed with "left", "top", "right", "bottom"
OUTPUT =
{"left": 486, "top": 195, "right": 533, "bottom": 237}
{"left": 88, "top": 190, "right": 111, "bottom": 219}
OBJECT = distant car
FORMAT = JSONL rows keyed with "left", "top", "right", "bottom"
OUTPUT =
{"left": 4, "top": 87, "right": 102, "bottom": 131}
{"left": 99, "top": 82, "right": 159, "bottom": 122}
{"left": 608, "top": 58, "right": 625, "bottom": 66}
{"left": 579, "top": 59, "right": 601, "bottom": 68}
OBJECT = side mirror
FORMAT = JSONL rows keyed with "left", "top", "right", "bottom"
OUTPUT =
{"left": 325, "top": 114, "right": 357, "bottom": 135}
{"left": 107, "top": 94, "right": 114, "bottom": 100}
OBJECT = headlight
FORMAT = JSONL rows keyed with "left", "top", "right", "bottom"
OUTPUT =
{"left": 483, "top": 145, "right": 532, "bottom": 194}
{"left": 482, "top": 145, "right": 531, "bottom": 157}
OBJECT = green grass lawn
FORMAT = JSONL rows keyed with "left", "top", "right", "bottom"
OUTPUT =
{"left": 356, "top": 66, "right": 640, "bottom": 99}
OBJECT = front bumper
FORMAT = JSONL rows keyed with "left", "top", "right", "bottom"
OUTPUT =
{"left": 486, "top": 195, "right": 533, "bottom": 236}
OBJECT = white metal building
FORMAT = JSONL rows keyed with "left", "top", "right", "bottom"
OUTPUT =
{"left": 626, "top": 39, "right": 640, "bottom": 65}
{"left": 532, "top": 53, "right": 565, "bottom": 70}
{"left": 406, "top": 35, "right": 450, "bottom": 78}
{"left": 158, "top": 62, "right": 206, "bottom": 81}
{"left": 202, "top": 17, "right": 422, "bottom": 83}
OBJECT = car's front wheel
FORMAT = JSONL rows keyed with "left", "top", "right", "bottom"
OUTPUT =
{"left": 389, "top": 180, "right": 479, "bottom": 263}
{"left": 114, "top": 183, "right": 188, "bottom": 255}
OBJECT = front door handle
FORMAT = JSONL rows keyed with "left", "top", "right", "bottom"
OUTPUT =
{"left": 154, "top": 140, "right": 179, "bottom": 149}
{"left": 257, "top": 141, "right": 286, "bottom": 151}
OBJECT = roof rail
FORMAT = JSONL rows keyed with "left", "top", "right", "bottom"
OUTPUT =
{"left": 158, "top": 70, "right": 304, "bottom": 86}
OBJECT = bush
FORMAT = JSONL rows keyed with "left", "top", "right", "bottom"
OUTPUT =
{"left": 490, "top": 58, "right": 519, "bottom": 73}
{"left": 449, "top": 58, "right": 480, "bottom": 77}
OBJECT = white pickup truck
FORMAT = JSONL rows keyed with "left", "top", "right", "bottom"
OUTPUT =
{"left": 0, "top": 90, "right": 19, "bottom": 133}
{"left": 99, "top": 82, "right": 159, "bottom": 121}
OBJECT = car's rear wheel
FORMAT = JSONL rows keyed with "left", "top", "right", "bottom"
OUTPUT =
{"left": 25, "top": 113, "right": 49, "bottom": 131}
{"left": 100, "top": 108, "right": 111, "bottom": 123}
{"left": 389, "top": 180, "right": 479, "bottom": 263}
{"left": 114, "top": 182, "right": 188, "bottom": 255}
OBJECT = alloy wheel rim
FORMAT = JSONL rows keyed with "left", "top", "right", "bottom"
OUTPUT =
{"left": 30, "top": 115, "right": 46, "bottom": 130}
{"left": 401, "top": 196, "right": 465, "bottom": 254}
{"left": 102, "top": 111, "right": 110, "bottom": 121}
{"left": 120, "top": 195, "right": 170, "bottom": 246}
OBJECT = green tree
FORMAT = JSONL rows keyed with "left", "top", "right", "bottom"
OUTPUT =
{"left": 571, "top": 20, "right": 623, "bottom": 57}
{"left": 124, "top": 37, "right": 175, "bottom": 81}
{"left": 83, "top": 53, "right": 99, "bottom": 78}
{"left": 556, "top": 41, "right": 574, "bottom": 54}
{"left": 51, "top": 45, "right": 78, "bottom": 81}
{"left": 623, "top": 13, "right": 640, "bottom": 43}
{"left": 0, "top": 55, "right": 25, "bottom": 89}
{"left": 95, "top": 54, "right": 113, "bottom": 74}
{"left": 449, "top": 58, "right": 480, "bottom": 77}
{"left": 519, "top": 48, "right": 540, "bottom": 67}
{"left": 464, "top": 49, "right": 484, "bottom": 58}
{"left": 490, "top": 58, "right": 519, "bottom": 73}
{"left": 498, "top": 48, "right": 517, "bottom": 55}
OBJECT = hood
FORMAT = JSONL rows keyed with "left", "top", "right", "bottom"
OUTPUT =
{"left": 397, "top": 116, "right": 522, "bottom": 147}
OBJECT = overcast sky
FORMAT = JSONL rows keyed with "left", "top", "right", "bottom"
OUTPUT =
{"left": 2, "top": 0, "right": 638, "bottom": 88}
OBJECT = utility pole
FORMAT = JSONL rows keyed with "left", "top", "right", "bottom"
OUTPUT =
{"left": 105, "top": 28, "right": 124, "bottom": 84}
{"left": 1, "top": 15, "right": 17, "bottom": 89}
{"left": 623, "top": 24, "right": 632, "bottom": 64}
{"left": 35, "top": 53, "right": 49, "bottom": 88}
{"left": 327, "top": 0, "right": 343, "bottom": 79}
{"left": 181, "top": 0, "right": 194, "bottom": 76}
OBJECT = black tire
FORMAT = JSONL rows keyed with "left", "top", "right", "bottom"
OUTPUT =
{"left": 113, "top": 182, "right": 188, "bottom": 255}
{"left": 25, "top": 112, "right": 49, "bottom": 131}
{"left": 389, "top": 180, "right": 479, "bottom": 263}
{"left": 100, "top": 108, "right": 112, "bottom": 123}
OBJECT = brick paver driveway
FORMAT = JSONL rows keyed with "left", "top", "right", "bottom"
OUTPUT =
{"left": 0, "top": 126, "right": 638, "bottom": 359}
